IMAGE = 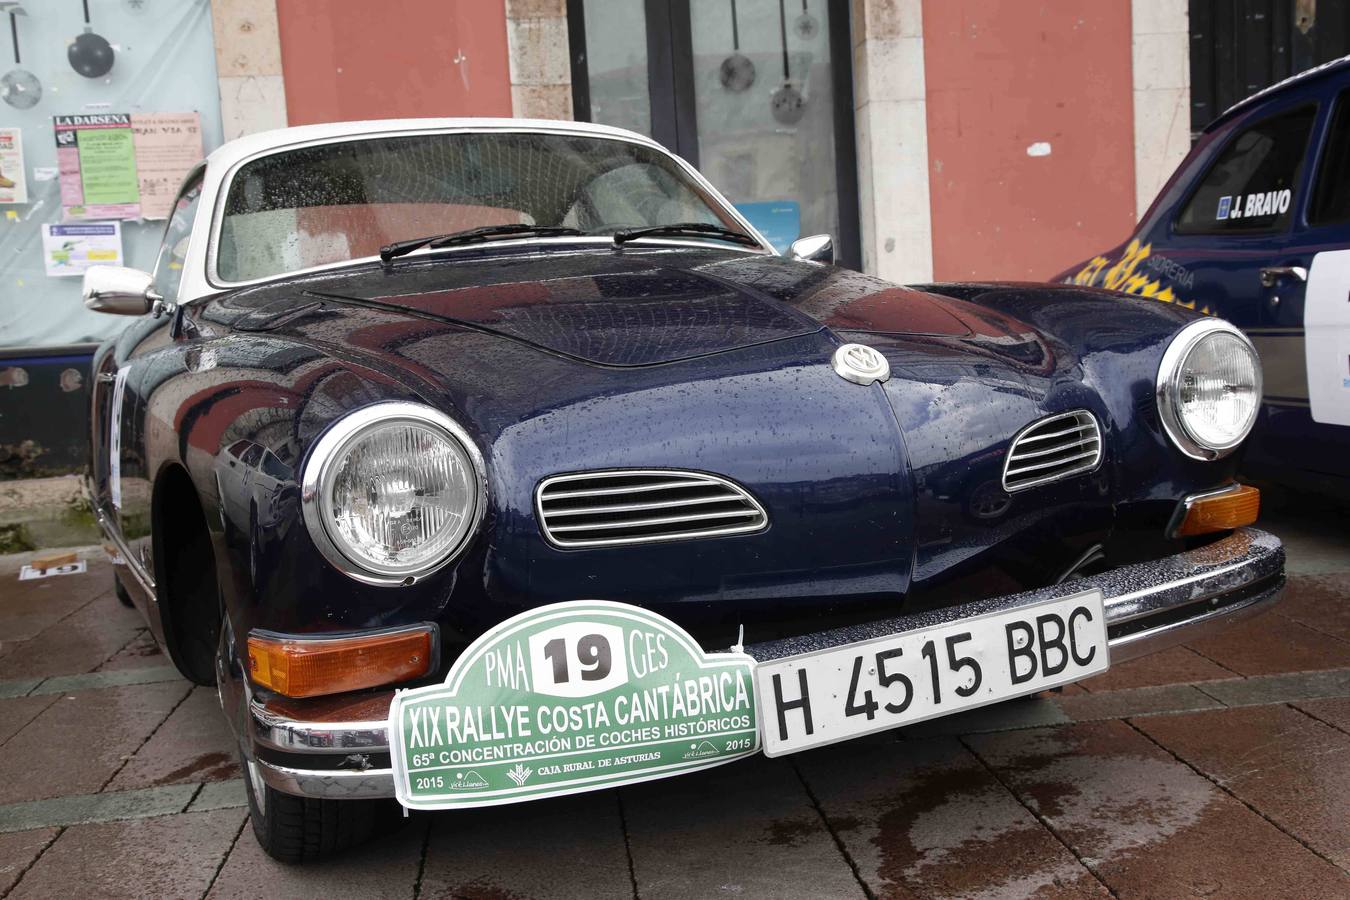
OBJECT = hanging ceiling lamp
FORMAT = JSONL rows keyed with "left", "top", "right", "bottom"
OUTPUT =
{"left": 1, "top": 4, "right": 41, "bottom": 109}
{"left": 794, "top": 0, "right": 818, "bottom": 40}
{"left": 719, "top": 0, "right": 755, "bottom": 92}
{"left": 770, "top": 0, "right": 805, "bottom": 124}
{"left": 69, "top": 0, "right": 115, "bottom": 79}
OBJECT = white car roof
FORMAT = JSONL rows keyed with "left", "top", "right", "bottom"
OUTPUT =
{"left": 204, "top": 117, "right": 663, "bottom": 174}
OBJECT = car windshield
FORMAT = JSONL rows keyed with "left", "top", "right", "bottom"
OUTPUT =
{"left": 215, "top": 131, "right": 744, "bottom": 282}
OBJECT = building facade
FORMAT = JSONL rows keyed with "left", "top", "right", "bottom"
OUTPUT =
{"left": 2, "top": 0, "right": 1347, "bottom": 481}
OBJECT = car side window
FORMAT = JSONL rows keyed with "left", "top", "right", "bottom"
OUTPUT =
{"left": 228, "top": 440, "right": 251, "bottom": 459}
{"left": 152, "top": 172, "right": 205, "bottom": 300}
{"left": 1309, "top": 90, "right": 1350, "bottom": 226}
{"left": 240, "top": 444, "right": 264, "bottom": 467}
{"left": 1175, "top": 105, "right": 1316, "bottom": 235}
{"left": 260, "top": 450, "right": 291, "bottom": 481}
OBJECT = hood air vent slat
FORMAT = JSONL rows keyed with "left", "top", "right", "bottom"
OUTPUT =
{"left": 1003, "top": 410, "right": 1103, "bottom": 493}
{"left": 537, "top": 470, "right": 768, "bottom": 548}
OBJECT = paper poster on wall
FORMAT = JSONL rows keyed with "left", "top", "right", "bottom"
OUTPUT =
{"left": 0, "top": 128, "right": 27, "bottom": 204}
{"left": 41, "top": 222, "right": 123, "bottom": 277}
{"left": 132, "top": 113, "right": 203, "bottom": 219}
{"left": 55, "top": 114, "right": 141, "bottom": 220}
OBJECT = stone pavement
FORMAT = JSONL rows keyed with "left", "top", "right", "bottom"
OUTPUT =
{"left": 0, "top": 503, "right": 1347, "bottom": 899}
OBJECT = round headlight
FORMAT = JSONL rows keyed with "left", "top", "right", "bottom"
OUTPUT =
{"left": 301, "top": 402, "right": 485, "bottom": 584}
{"left": 1156, "top": 319, "right": 1262, "bottom": 460}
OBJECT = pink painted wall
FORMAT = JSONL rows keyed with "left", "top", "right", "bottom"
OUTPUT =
{"left": 276, "top": 0, "right": 513, "bottom": 125}
{"left": 923, "top": 1, "right": 1137, "bottom": 281}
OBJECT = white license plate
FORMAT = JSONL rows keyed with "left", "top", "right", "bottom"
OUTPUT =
{"left": 755, "top": 590, "right": 1109, "bottom": 756}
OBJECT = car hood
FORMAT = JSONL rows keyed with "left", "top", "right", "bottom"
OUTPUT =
{"left": 223, "top": 247, "right": 977, "bottom": 367}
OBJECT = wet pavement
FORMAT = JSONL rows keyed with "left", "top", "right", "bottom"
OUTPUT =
{"left": 0, "top": 503, "right": 1347, "bottom": 899}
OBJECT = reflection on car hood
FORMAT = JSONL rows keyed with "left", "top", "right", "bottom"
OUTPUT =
{"left": 222, "top": 248, "right": 983, "bottom": 367}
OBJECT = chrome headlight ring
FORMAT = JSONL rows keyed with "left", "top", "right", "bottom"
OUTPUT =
{"left": 1156, "top": 318, "right": 1262, "bottom": 461}
{"left": 300, "top": 401, "right": 486, "bottom": 586}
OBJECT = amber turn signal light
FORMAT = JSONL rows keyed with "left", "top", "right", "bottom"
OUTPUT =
{"left": 247, "top": 626, "right": 434, "bottom": 698}
{"left": 1174, "top": 484, "right": 1260, "bottom": 537}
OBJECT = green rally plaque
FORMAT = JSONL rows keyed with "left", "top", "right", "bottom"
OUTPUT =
{"left": 389, "top": 601, "right": 759, "bottom": 809}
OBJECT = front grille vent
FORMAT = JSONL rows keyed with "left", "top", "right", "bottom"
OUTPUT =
{"left": 1002, "top": 410, "right": 1103, "bottom": 493}
{"left": 537, "top": 470, "right": 768, "bottom": 548}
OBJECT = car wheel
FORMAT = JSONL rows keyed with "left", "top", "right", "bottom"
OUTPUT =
{"left": 238, "top": 748, "right": 401, "bottom": 863}
{"left": 114, "top": 574, "right": 134, "bottom": 608}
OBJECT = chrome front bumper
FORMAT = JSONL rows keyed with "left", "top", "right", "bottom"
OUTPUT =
{"left": 247, "top": 526, "right": 1285, "bottom": 800}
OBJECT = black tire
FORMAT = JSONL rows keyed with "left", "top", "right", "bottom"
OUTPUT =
{"left": 240, "top": 753, "right": 402, "bottom": 863}
{"left": 114, "top": 574, "right": 135, "bottom": 607}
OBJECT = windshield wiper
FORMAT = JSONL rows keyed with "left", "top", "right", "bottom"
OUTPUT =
{"left": 379, "top": 224, "right": 584, "bottom": 263}
{"left": 611, "top": 222, "right": 760, "bottom": 247}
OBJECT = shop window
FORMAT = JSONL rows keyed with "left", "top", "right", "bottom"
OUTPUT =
{"left": 568, "top": 0, "right": 859, "bottom": 267}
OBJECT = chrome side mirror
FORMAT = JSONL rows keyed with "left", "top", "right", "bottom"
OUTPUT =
{"left": 788, "top": 234, "right": 834, "bottom": 265}
{"left": 82, "top": 266, "right": 163, "bottom": 316}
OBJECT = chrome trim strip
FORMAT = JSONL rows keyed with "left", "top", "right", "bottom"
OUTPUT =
{"left": 743, "top": 528, "right": 1283, "bottom": 665}
{"left": 546, "top": 492, "right": 743, "bottom": 517}
{"left": 299, "top": 402, "right": 487, "bottom": 586}
{"left": 536, "top": 469, "right": 768, "bottom": 549}
{"left": 256, "top": 758, "right": 396, "bottom": 800}
{"left": 543, "top": 478, "right": 712, "bottom": 500}
{"left": 548, "top": 508, "right": 759, "bottom": 533}
{"left": 252, "top": 703, "right": 392, "bottom": 754}
{"left": 255, "top": 528, "right": 1282, "bottom": 800}
{"left": 1002, "top": 410, "right": 1103, "bottom": 493}
{"left": 1164, "top": 482, "right": 1246, "bottom": 539}
{"left": 1009, "top": 437, "right": 1099, "bottom": 462}
{"left": 91, "top": 500, "right": 155, "bottom": 595}
{"left": 1156, "top": 319, "right": 1262, "bottom": 461}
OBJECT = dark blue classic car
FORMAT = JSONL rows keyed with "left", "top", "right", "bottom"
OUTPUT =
{"left": 85, "top": 119, "right": 1284, "bottom": 862}
{"left": 1058, "top": 56, "right": 1350, "bottom": 498}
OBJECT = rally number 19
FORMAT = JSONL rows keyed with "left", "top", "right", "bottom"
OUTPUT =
{"left": 543, "top": 634, "right": 612, "bottom": 683}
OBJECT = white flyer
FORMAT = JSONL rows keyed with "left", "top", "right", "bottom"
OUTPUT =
{"left": 1304, "top": 250, "right": 1350, "bottom": 426}
{"left": 41, "top": 222, "right": 123, "bottom": 277}
{"left": 0, "top": 127, "right": 26, "bottom": 204}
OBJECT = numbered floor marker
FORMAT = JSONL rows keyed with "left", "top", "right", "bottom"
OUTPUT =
{"left": 388, "top": 600, "right": 759, "bottom": 810}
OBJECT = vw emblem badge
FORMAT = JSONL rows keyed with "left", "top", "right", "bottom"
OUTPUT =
{"left": 831, "top": 343, "right": 890, "bottom": 385}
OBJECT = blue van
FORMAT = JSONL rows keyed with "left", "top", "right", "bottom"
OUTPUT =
{"left": 1058, "top": 56, "right": 1350, "bottom": 498}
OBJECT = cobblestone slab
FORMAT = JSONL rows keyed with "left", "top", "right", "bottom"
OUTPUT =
{"left": 1135, "top": 704, "right": 1350, "bottom": 869}
{"left": 0, "top": 590, "right": 143, "bottom": 681}
{"left": 1186, "top": 611, "right": 1350, "bottom": 677}
{"left": 419, "top": 791, "right": 633, "bottom": 900}
{"left": 207, "top": 815, "right": 423, "bottom": 900}
{"left": 0, "top": 829, "right": 57, "bottom": 895}
{"left": 0, "top": 558, "right": 107, "bottom": 643}
{"left": 0, "top": 681, "right": 192, "bottom": 805}
{"left": 0, "top": 680, "right": 40, "bottom": 701}
{"left": 1296, "top": 696, "right": 1350, "bottom": 733}
{"left": 24, "top": 664, "right": 182, "bottom": 697}
{"left": 0, "top": 696, "right": 57, "bottom": 745}
{"left": 1197, "top": 668, "right": 1350, "bottom": 707}
{"left": 1078, "top": 645, "right": 1236, "bottom": 692}
{"left": 798, "top": 736, "right": 1108, "bottom": 898}
{"left": 108, "top": 687, "right": 238, "bottom": 791}
{"left": 1276, "top": 574, "right": 1350, "bottom": 643}
{"left": 0, "top": 785, "right": 196, "bottom": 834}
{"left": 186, "top": 780, "right": 247, "bottom": 813}
{"left": 966, "top": 721, "right": 1350, "bottom": 897}
{"left": 623, "top": 756, "right": 864, "bottom": 899}
{"left": 9, "top": 808, "right": 244, "bottom": 899}
{"left": 96, "top": 631, "right": 163, "bottom": 672}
